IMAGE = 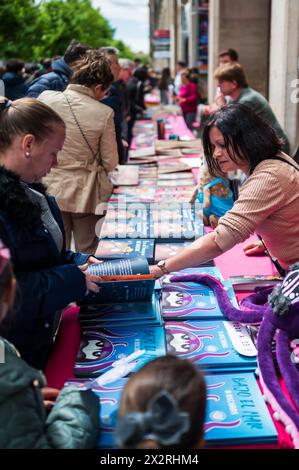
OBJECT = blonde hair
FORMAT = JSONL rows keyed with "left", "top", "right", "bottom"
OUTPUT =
{"left": 0, "top": 97, "right": 65, "bottom": 152}
{"left": 70, "top": 49, "right": 114, "bottom": 90}
{"left": 214, "top": 63, "right": 248, "bottom": 88}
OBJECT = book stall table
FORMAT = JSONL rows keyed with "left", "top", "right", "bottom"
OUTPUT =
{"left": 45, "top": 115, "right": 294, "bottom": 449}
{"left": 45, "top": 241, "right": 293, "bottom": 449}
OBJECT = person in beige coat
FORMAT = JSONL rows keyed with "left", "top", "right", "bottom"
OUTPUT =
{"left": 39, "top": 49, "right": 118, "bottom": 254}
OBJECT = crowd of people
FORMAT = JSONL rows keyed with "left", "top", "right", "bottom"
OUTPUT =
{"left": 0, "top": 40, "right": 298, "bottom": 449}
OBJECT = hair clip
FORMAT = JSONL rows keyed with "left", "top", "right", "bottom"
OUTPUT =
{"left": 116, "top": 389, "right": 190, "bottom": 447}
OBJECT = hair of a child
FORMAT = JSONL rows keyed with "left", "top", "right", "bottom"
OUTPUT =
{"left": 117, "top": 355, "right": 206, "bottom": 449}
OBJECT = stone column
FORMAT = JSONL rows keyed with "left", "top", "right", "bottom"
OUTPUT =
{"left": 269, "top": 0, "right": 299, "bottom": 151}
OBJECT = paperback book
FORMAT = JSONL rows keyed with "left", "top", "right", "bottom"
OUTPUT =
{"left": 154, "top": 242, "right": 214, "bottom": 267}
{"left": 154, "top": 187, "right": 195, "bottom": 202}
{"left": 156, "top": 178, "right": 195, "bottom": 187}
{"left": 100, "top": 203, "right": 204, "bottom": 241}
{"left": 79, "top": 292, "right": 162, "bottom": 327}
{"left": 154, "top": 242, "right": 192, "bottom": 262}
{"left": 74, "top": 325, "right": 166, "bottom": 378}
{"left": 157, "top": 171, "right": 194, "bottom": 180}
{"left": 165, "top": 319, "right": 257, "bottom": 372}
{"left": 158, "top": 160, "right": 191, "bottom": 174}
{"left": 81, "top": 256, "right": 155, "bottom": 304}
{"left": 95, "top": 238, "right": 155, "bottom": 264}
{"left": 161, "top": 280, "right": 238, "bottom": 320}
{"left": 161, "top": 266, "right": 224, "bottom": 283}
{"left": 204, "top": 372, "right": 278, "bottom": 445}
{"left": 129, "top": 146, "right": 156, "bottom": 159}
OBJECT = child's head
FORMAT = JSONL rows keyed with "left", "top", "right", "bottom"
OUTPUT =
{"left": 116, "top": 355, "right": 206, "bottom": 449}
{"left": 0, "top": 239, "right": 15, "bottom": 324}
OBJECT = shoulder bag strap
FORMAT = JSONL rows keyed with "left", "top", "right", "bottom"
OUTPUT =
{"left": 63, "top": 92, "right": 98, "bottom": 160}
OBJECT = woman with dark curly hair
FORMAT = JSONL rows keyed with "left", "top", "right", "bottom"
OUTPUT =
{"left": 150, "top": 104, "right": 299, "bottom": 279}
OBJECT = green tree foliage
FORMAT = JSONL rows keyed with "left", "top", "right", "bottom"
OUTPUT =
{"left": 0, "top": 0, "right": 39, "bottom": 59}
{"left": 33, "top": 0, "right": 115, "bottom": 59}
{"left": 0, "top": 0, "right": 149, "bottom": 62}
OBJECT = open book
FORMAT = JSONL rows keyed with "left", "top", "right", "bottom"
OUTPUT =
{"left": 82, "top": 256, "right": 155, "bottom": 304}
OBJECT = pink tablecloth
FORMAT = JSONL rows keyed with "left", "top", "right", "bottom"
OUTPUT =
{"left": 131, "top": 115, "right": 194, "bottom": 150}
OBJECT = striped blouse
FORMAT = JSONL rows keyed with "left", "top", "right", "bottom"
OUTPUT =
{"left": 214, "top": 153, "right": 299, "bottom": 269}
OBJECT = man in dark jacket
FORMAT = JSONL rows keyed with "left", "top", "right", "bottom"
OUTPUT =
{"left": 26, "top": 40, "right": 91, "bottom": 98}
{"left": 126, "top": 67, "right": 147, "bottom": 146}
{"left": 99, "top": 46, "right": 127, "bottom": 164}
{"left": 2, "top": 59, "right": 28, "bottom": 100}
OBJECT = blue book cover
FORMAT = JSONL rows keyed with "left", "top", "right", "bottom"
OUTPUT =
{"left": 96, "top": 238, "right": 155, "bottom": 264}
{"left": 204, "top": 373, "right": 278, "bottom": 445}
{"left": 75, "top": 325, "right": 166, "bottom": 378}
{"left": 101, "top": 203, "right": 204, "bottom": 241}
{"left": 95, "top": 378, "right": 127, "bottom": 449}
{"left": 79, "top": 294, "right": 162, "bottom": 328}
{"left": 80, "top": 256, "right": 155, "bottom": 305}
{"left": 101, "top": 208, "right": 149, "bottom": 239}
{"left": 149, "top": 205, "right": 204, "bottom": 241}
{"left": 79, "top": 293, "right": 160, "bottom": 321}
{"left": 66, "top": 373, "right": 277, "bottom": 448}
{"left": 165, "top": 320, "right": 257, "bottom": 371}
{"left": 161, "top": 280, "right": 238, "bottom": 320}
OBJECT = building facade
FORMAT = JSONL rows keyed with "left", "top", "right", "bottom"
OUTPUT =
{"left": 149, "top": 0, "right": 299, "bottom": 151}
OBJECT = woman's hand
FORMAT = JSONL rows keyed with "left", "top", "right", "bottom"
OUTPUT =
{"left": 149, "top": 265, "right": 164, "bottom": 280}
{"left": 79, "top": 263, "right": 101, "bottom": 293}
{"left": 41, "top": 387, "right": 60, "bottom": 411}
{"left": 87, "top": 256, "right": 102, "bottom": 264}
{"left": 215, "top": 93, "right": 226, "bottom": 108}
{"left": 243, "top": 240, "right": 265, "bottom": 256}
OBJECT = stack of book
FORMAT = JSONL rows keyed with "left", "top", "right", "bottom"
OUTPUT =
{"left": 100, "top": 202, "right": 204, "bottom": 241}
{"left": 67, "top": 370, "right": 277, "bottom": 448}
{"left": 74, "top": 256, "right": 166, "bottom": 380}
{"left": 79, "top": 292, "right": 162, "bottom": 328}
{"left": 160, "top": 267, "right": 258, "bottom": 373}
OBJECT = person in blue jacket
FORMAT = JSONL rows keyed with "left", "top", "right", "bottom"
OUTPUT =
{"left": 0, "top": 97, "right": 100, "bottom": 369}
{"left": 26, "top": 40, "right": 90, "bottom": 98}
{"left": 2, "top": 59, "right": 28, "bottom": 100}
